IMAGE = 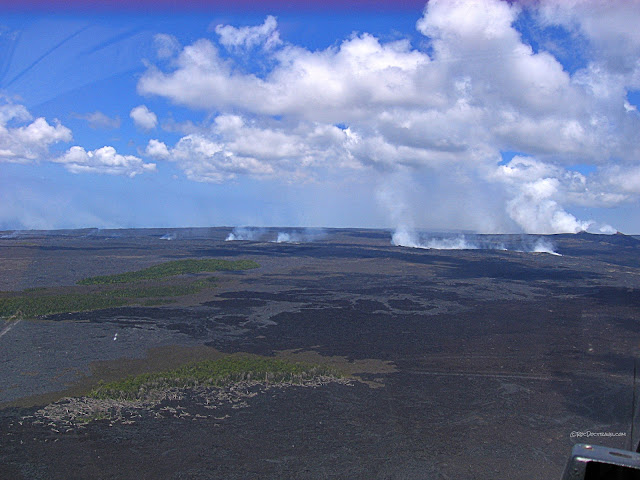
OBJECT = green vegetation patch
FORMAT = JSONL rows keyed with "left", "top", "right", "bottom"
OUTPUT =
{"left": 78, "top": 259, "right": 259, "bottom": 285}
{"left": 0, "top": 277, "right": 218, "bottom": 319}
{"left": 0, "top": 293, "right": 129, "bottom": 318}
{"left": 89, "top": 356, "right": 341, "bottom": 401}
{"left": 0, "top": 257, "right": 257, "bottom": 319}
{"left": 105, "top": 277, "right": 217, "bottom": 299}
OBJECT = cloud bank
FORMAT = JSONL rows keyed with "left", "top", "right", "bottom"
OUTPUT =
{"left": 136, "top": 0, "right": 640, "bottom": 234}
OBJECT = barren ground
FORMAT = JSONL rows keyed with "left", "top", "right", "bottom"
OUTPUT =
{"left": 1, "top": 228, "right": 639, "bottom": 479}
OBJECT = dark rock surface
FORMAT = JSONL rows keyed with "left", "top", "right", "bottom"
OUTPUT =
{"left": 1, "top": 228, "right": 639, "bottom": 479}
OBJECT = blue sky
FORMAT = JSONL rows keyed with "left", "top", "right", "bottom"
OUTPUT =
{"left": 1, "top": 1, "right": 639, "bottom": 233}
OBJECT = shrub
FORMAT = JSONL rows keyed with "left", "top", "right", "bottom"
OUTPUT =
{"left": 89, "top": 356, "right": 341, "bottom": 400}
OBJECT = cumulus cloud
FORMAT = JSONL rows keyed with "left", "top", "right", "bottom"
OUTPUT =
{"left": 145, "top": 115, "right": 358, "bottom": 182}
{"left": 130, "top": 105, "right": 158, "bottom": 130}
{"left": 138, "top": 34, "right": 432, "bottom": 121}
{"left": 146, "top": 135, "right": 272, "bottom": 183}
{"left": 54, "top": 146, "right": 156, "bottom": 177}
{"left": 145, "top": 138, "right": 170, "bottom": 159}
{"left": 0, "top": 100, "right": 72, "bottom": 163}
{"left": 138, "top": 3, "right": 640, "bottom": 233}
{"left": 214, "top": 15, "right": 281, "bottom": 50}
{"left": 0, "top": 99, "right": 158, "bottom": 182}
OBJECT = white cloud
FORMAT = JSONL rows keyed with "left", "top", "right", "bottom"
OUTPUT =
{"left": 599, "top": 164, "right": 640, "bottom": 195}
{"left": 0, "top": 102, "right": 31, "bottom": 124}
{"left": 54, "top": 145, "right": 156, "bottom": 177}
{"left": 138, "top": 6, "right": 637, "bottom": 164}
{"left": 417, "top": 0, "right": 519, "bottom": 44}
{"left": 145, "top": 116, "right": 358, "bottom": 183}
{"left": 130, "top": 105, "right": 158, "bottom": 130}
{"left": 138, "top": 34, "right": 433, "bottom": 121}
{"left": 535, "top": 0, "right": 640, "bottom": 149}
{"left": 214, "top": 15, "right": 281, "bottom": 50}
{"left": 488, "top": 155, "right": 640, "bottom": 233}
{"left": 74, "top": 111, "right": 121, "bottom": 129}
{"left": 153, "top": 33, "right": 180, "bottom": 59}
{"left": 0, "top": 100, "right": 159, "bottom": 181}
{"left": 138, "top": 3, "right": 640, "bottom": 233}
{"left": 157, "top": 134, "right": 274, "bottom": 183}
{"left": 145, "top": 139, "right": 170, "bottom": 159}
{"left": 0, "top": 101, "right": 72, "bottom": 163}
{"left": 537, "top": 0, "right": 640, "bottom": 80}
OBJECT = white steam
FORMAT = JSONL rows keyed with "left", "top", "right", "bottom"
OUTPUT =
{"left": 391, "top": 226, "right": 420, "bottom": 249}
{"left": 272, "top": 228, "right": 327, "bottom": 243}
{"left": 225, "top": 227, "right": 265, "bottom": 241}
{"left": 225, "top": 227, "right": 326, "bottom": 243}
{"left": 391, "top": 229, "right": 478, "bottom": 250}
{"left": 504, "top": 177, "right": 592, "bottom": 234}
{"left": 275, "top": 232, "right": 298, "bottom": 243}
{"left": 424, "top": 236, "right": 479, "bottom": 250}
{"left": 597, "top": 224, "right": 617, "bottom": 234}
{"left": 391, "top": 228, "right": 562, "bottom": 255}
{"left": 532, "top": 238, "right": 561, "bottom": 256}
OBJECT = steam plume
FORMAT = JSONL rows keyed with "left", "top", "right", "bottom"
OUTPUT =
{"left": 391, "top": 228, "right": 562, "bottom": 255}
{"left": 225, "top": 227, "right": 265, "bottom": 241}
{"left": 272, "top": 228, "right": 327, "bottom": 244}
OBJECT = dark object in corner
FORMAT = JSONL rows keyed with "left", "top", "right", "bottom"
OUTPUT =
{"left": 563, "top": 444, "right": 640, "bottom": 479}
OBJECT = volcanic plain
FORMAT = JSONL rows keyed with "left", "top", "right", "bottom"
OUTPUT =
{"left": 1, "top": 227, "right": 639, "bottom": 479}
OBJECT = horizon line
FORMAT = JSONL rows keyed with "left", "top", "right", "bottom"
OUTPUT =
{"left": 0, "top": 226, "right": 633, "bottom": 236}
